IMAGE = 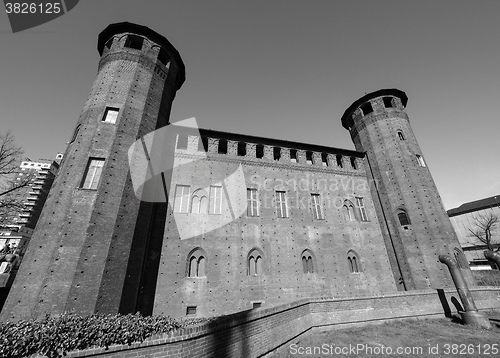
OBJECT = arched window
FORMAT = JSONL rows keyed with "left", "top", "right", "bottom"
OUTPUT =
{"left": 248, "top": 249, "right": 264, "bottom": 276}
{"left": 187, "top": 248, "right": 207, "bottom": 277}
{"left": 397, "top": 131, "right": 405, "bottom": 141}
{"left": 454, "top": 248, "right": 469, "bottom": 269}
{"left": 301, "top": 249, "right": 315, "bottom": 274}
{"left": 190, "top": 189, "right": 208, "bottom": 214}
{"left": 343, "top": 200, "right": 356, "bottom": 221}
{"left": 347, "top": 250, "right": 361, "bottom": 273}
{"left": 397, "top": 210, "right": 411, "bottom": 226}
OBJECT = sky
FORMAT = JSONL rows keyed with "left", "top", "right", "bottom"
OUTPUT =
{"left": 1, "top": 0, "right": 499, "bottom": 210}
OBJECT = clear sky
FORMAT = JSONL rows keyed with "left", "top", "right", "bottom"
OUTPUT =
{"left": 1, "top": 0, "right": 499, "bottom": 210}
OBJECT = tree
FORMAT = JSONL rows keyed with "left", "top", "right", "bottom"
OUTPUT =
{"left": 0, "top": 131, "right": 34, "bottom": 227}
{"left": 467, "top": 211, "right": 500, "bottom": 252}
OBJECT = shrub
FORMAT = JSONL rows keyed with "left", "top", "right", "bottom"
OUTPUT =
{"left": 0, "top": 312, "right": 205, "bottom": 358}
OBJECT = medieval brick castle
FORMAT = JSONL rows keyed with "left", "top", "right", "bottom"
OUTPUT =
{"left": 0, "top": 22, "right": 474, "bottom": 321}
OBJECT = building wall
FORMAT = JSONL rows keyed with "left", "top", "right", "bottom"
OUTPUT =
{"left": 153, "top": 132, "right": 397, "bottom": 318}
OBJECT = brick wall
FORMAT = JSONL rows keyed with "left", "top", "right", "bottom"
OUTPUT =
{"left": 60, "top": 288, "right": 500, "bottom": 358}
{"left": 153, "top": 131, "right": 398, "bottom": 318}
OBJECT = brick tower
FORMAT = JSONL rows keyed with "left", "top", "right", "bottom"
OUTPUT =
{"left": 341, "top": 89, "right": 474, "bottom": 291}
{"left": 1, "top": 22, "right": 185, "bottom": 321}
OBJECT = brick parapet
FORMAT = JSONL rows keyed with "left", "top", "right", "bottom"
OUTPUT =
{"left": 50, "top": 288, "right": 500, "bottom": 358}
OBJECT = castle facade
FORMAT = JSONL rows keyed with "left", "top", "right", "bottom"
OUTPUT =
{"left": 0, "top": 23, "right": 473, "bottom": 321}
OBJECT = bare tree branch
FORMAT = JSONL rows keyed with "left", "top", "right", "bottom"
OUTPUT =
{"left": 467, "top": 211, "right": 500, "bottom": 252}
{"left": 0, "top": 130, "right": 23, "bottom": 176}
{"left": 0, "top": 130, "right": 30, "bottom": 226}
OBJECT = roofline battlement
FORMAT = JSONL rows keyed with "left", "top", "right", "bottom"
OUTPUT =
{"left": 98, "top": 22, "right": 185, "bottom": 90}
{"left": 341, "top": 89, "right": 408, "bottom": 130}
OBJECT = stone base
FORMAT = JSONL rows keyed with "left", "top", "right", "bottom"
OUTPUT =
{"left": 459, "top": 310, "right": 491, "bottom": 329}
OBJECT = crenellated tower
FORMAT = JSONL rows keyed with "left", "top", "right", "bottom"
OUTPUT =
{"left": 341, "top": 89, "right": 475, "bottom": 291}
{"left": 1, "top": 22, "right": 185, "bottom": 321}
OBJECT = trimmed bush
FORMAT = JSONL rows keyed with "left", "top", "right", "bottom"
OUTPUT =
{"left": 0, "top": 312, "right": 207, "bottom": 358}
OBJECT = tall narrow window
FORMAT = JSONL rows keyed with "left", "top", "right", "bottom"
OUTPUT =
{"left": 209, "top": 185, "right": 222, "bottom": 214}
{"left": 190, "top": 189, "right": 208, "bottom": 214}
{"left": 248, "top": 249, "right": 263, "bottom": 276}
{"left": 81, "top": 158, "right": 105, "bottom": 190}
{"left": 174, "top": 185, "right": 190, "bottom": 213}
{"left": 247, "top": 188, "right": 259, "bottom": 217}
{"left": 398, "top": 131, "right": 405, "bottom": 141}
{"left": 416, "top": 154, "right": 426, "bottom": 167}
{"left": 343, "top": 200, "right": 356, "bottom": 221}
{"left": 347, "top": 250, "right": 361, "bottom": 273}
{"left": 102, "top": 107, "right": 119, "bottom": 124}
{"left": 187, "top": 248, "right": 206, "bottom": 277}
{"left": 276, "top": 191, "right": 288, "bottom": 218}
{"left": 397, "top": 210, "right": 411, "bottom": 226}
{"left": 356, "top": 197, "right": 368, "bottom": 221}
{"left": 301, "top": 250, "right": 315, "bottom": 274}
{"left": 290, "top": 149, "right": 297, "bottom": 163}
{"left": 311, "top": 194, "right": 323, "bottom": 220}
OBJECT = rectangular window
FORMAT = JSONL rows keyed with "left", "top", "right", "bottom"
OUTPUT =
{"left": 174, "top": 185, "right": 190, "bottom": 213}
{"left": 247, "top": 188, "right": 259, "bottom": 217}
{"left": 276, "top": 191, "right": 288, "bottom": 218}
{"left": 311, "top": 194, "right": 323, "bottom": 220}
{"left": 102, "top": 107, "right": 119, "bottom": 124}
{"left": 81, "top": 158, "right": 105, "bottom": 190}
{"left": 416, "top": 154, "right": 426, "bottom": 167}
{"left": 356, "top": 197, "right": 368, "bottom": 221}
{"left": 186, "top": 306, "right": 197, "bottom": 316}
{"left": 209, "top": 185, "right": 222, "bottom": 214}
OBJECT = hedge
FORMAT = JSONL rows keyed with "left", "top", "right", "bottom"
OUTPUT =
{"left": 0, "top": 312, "right": 208, "bottom": 358}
